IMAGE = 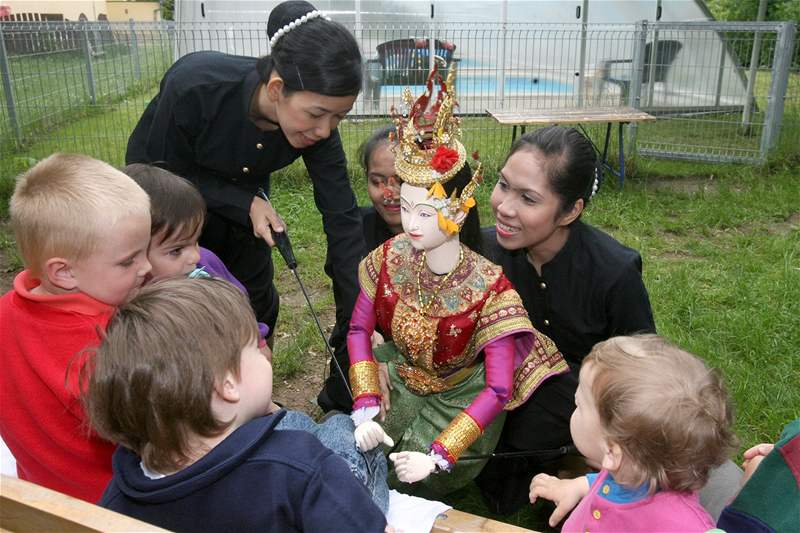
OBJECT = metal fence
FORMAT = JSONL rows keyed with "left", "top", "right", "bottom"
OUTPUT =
{"left": 0, "top": 20, "right": 796, "bottom": 179}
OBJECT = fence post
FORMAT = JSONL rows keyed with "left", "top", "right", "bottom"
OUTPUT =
{"left": 714, "top": 41, "right": 726, "bottom": 107}
{"left": 129, "top": 18, "right": 141, "bottom": 81}
{"left": 0, "top": 23, "right": 22, "bottom": 146}
{"left": 577, "top": 0, "right": 588, "bottom": 106}
{"left": 627, "top": 20, "right": 648, "bottom": 155}
{"left": 81, "top": 23, "right": 96, "bottom": 105}
{"left": 760, "top": 22, "right": 796, "bottom": 159}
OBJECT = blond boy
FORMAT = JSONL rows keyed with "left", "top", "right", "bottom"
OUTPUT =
{"left": 0, "top": 153, "right": 151, "bottom": 502}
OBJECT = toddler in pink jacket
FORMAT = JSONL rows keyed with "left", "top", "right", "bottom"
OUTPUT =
{"left": 530, "top": 334, "right": 737, "bottom": 532}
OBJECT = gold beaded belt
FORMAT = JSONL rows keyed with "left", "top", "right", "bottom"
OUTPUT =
{"left": 396, "top": 363, "right": 476, "bottom": 395}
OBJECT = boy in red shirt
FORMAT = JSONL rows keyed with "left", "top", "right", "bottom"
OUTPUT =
{"left": 0, "top": 153, "right": 152, "bottom": 502}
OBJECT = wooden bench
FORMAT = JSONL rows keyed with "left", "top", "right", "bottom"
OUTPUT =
{"left": 0, "top": 475, "right": 167, "bottom": 532}
{"left": 487, "top": 106, "right": 655, "bottom": 187}
{"left": 432, "top": 508, "right": 536, "bottom": 532}
{"left": 1, "top": 475, "right": 537, "bottom": 532}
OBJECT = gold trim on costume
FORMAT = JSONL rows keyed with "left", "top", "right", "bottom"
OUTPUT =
{"left": 358, "top": 244, "right": 384, "bottom": 300}
{"left": 505, "top": 331, "right": 568, "bottom": 410}
{"left": 473, "top": 290, "right": 530, "bottom": 350}
{"left": 392, "top": 299, "right": 438, "bottom": 369}
{"left": 435, "top": 412, "right": 482, "bottom": 462}
{"left": 396, "top": 364, "right": 453, "bottom": 395}
{"left": 349, "top": 360, "right": 381, "bottom": 399}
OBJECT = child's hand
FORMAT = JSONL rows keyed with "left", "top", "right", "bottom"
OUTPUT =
{"left": 354, "top": 420, "right": 394, "bottom": 452}
{"left": 741, "top": 442, "right": 774, "bottom": 484}
{"left": 529, "top": 474, "right": 590, "bottom": 527}
{"left": 389, "top": 451, "right": 436, "bottom": 483}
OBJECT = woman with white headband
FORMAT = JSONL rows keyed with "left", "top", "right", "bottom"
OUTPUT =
{"left": 126, "top": 0, "right": 363, "bottom": 413}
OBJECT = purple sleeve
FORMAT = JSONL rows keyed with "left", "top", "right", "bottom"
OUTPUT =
{"left": 199, "top": 247, "right": 270, "bottom": 339}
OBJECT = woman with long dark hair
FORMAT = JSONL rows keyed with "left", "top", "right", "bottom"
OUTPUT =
{"left": 477, "top": 126, "right": 656, "bottom": 513}
{"left": 126, "top": 1, "right": 363, "bottom": 412}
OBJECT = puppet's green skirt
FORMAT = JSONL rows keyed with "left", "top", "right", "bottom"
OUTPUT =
{"left": 373, "top": 342, "right": 506, "bottom": 498}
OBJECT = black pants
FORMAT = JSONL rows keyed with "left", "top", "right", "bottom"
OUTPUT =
{"left": 476, "top": 368, "right": 579, "bottom": 515}
{"left": 316, "top": 322, "right": 353, "bottom": 413}
{"left": 199, "top": 211, "right": 280, "bottom": 336}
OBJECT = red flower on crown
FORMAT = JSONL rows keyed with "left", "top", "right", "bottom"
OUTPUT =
{"left": 430, "top": 146, "right": 459, "bottom": 174}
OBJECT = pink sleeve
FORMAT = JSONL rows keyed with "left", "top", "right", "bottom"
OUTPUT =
{"left": 464, "top": 336, "right": 515, "bottom": 430}
{"left": 347, "top": 290, "right": 377, "bottom": 365}
{"left": 347, "top": 290, "right": 380, "bottom": 410}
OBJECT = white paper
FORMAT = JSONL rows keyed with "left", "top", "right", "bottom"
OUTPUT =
{"left": 387, "top": 489, "right": 452, "bottom": 533}
{"left": 1, "top": 435, "right": 17, "bottom": 478}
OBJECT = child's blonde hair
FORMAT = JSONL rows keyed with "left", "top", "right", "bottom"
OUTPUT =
{"left": 10, "top": 153, "right": 150, "bottom": 276}
{"left": 585, "top": 334, "right": 737, "bottom": 493}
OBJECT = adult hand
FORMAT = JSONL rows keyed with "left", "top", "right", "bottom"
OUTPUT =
{"left": 250, "top": 194, "right": 286, "bottom": 247}
{"left": 741, "top": 442, "right": 774, "bottom": 484}
{"left": 371, "top": 331, "right": 385, "bottom": 348}
{"left": 529, "top": 473, "right": 589, "bottom": 527}
{"left": 378, "top": 362, "right": 393, "bottom": 422}
{"left": 389, "top": 451, "right": 436, "bottom": 483}
{"left": 354, "top": 420, "right": 394, "bottom": 452}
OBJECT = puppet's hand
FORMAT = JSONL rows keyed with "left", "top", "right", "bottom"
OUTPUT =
{"left": 389, "top": 452, "right": 436, "bottom": 483}
{"left": 354, "top": 420, "right": 394, "bottom": 452}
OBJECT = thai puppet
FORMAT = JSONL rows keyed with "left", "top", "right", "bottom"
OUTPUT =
{"left": 347, "top": 63, "right": 568, "bottom": 496}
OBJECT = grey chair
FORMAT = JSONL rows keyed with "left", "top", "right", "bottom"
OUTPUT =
{"left": 364, "top": 38, "right": 457, "bottom": 110}
{"left": 597, "top": 40, "right": 683, "bottom": 104}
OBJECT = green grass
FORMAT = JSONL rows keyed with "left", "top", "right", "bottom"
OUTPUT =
{"left": 1, "top": 92, "right": 798, "bottom": 530}
{"left": 0, "top": 41, "right": 171, "bottom": 155}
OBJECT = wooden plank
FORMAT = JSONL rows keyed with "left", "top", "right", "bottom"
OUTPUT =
{"left": 0, "top": 475, "right": 168, "bottom": 532}
{"left": 431, "top": 509, "right": 538, "bottom": 533}
{"left": 486, "top": 106, "right": 656, "bottom": 125}
{"left": 0, "top": 475, "right": 534, "bottom": 533}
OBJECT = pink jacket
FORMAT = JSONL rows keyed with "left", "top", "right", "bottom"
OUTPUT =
{"left": 564, "top": 470, "right": 715, "bottom": 533}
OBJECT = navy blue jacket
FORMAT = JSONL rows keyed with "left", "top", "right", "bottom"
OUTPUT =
{"left": 100, "top": 411, "right": 386, "bottom": 532}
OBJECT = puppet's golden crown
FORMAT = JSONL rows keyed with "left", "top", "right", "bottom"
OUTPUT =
{"left": 391, "top": 63, "right": 469, "bottom": 187}
{"left": 390, "top": 63, "right": 483, "bottom": 235}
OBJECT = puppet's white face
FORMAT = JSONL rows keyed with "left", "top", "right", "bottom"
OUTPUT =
{"left": 400, "top": 183, "right": 449, "bottom": 251}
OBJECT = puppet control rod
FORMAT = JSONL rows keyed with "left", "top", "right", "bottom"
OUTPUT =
{"left": 257, "top": 188, "right": 353, "bottom": 401}
{"left": 261, "top": 187, "right": 575, "bottom": 463}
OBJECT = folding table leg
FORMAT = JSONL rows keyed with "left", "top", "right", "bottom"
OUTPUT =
{"left": 618, "top": 122, "right": 626, "bottom": 187}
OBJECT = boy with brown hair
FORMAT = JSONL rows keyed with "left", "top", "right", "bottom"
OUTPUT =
{"left": 85, "top": 277, "right": 388, "bottom": 532}
{"left": 530, "top": 334, "right": 737, "bottom": 532}
{"left": 0, "top": 153, "right": 152, "bottom": 502}
{"left": 121, "top": 163, "right": 269, "bottom": 344}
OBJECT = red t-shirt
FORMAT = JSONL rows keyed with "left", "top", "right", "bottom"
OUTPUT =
{"left": 0, "top": 271, "right": 116, "bottom": 502}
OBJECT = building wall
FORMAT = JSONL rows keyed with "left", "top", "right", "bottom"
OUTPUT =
{"left": 1, "top": 1, "right": 108, "bottom": 21}
{"left": 106, "top": 1, "right": 160, "bottom": 21}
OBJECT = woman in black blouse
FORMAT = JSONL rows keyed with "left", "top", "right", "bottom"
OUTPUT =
{"left": 476, "top": 126, "right": 655, "bottom": 513}
{"left": 126, "top": 1, "right": 364, "bottom": 412}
